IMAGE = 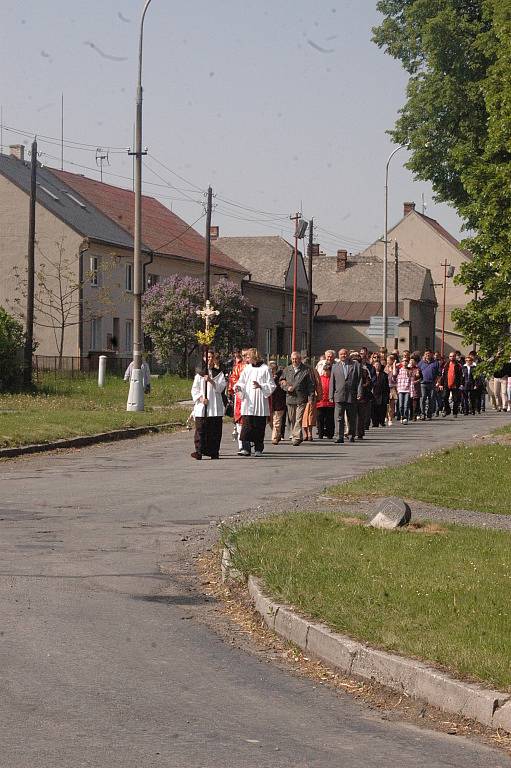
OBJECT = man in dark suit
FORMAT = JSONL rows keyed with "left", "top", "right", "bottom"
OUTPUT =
{"left": 329, "top": 348, "right": 363, "bottom": 443}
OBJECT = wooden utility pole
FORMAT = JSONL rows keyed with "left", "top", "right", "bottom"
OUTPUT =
{"left": 24, "top": 138, "right": 37, "bottom": 387}
{"left": 307, "top": 218, "right": 314, "bottom": 360}
{"left": 393, "top": 240, "right": 399, "bottom": 350}
{"left": 290, "top": 212, "right": 301, "bottom": 352}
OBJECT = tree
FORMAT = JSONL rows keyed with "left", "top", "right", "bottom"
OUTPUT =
{"left": 373, "top": 0, "right": 511, "bottom": 364}
{"left": 0, "top": 306, "right": 25, "bottom": 391}
{"left": 142, "top": 275, "right": 252, "bottom": 375}
{"left": 11, "top": 238, "right": 114, "bottom": 364}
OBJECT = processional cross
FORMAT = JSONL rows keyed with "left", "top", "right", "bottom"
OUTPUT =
{"left": 196, "top": 299, "right": 220, "bottom": 415}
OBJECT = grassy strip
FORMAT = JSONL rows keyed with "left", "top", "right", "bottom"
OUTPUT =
{"left": 0, "top": 374, "right": 191, "bottom": 448}
{"left": 228, "top": 512, "right": 511, "bottom": 690}
{"left": 328, "top": 444, "right": 511, "bottom": 516}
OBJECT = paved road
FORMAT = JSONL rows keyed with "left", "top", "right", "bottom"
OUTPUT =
{"left": 1, "top": 411, "right": 510, "bottom": 767}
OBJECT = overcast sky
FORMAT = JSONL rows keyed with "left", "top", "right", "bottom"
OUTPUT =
{"left": 1, "top": 1, "right": 464, "bottom": 255}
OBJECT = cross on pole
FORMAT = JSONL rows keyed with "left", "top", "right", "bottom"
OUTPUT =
{"left": 196, "top": 299, "right": 220, "bottom": 416}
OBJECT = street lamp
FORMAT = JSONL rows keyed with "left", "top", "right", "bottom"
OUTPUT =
{"left": 383, "top": 145, "right": 406, "bottom": 350}
{"left": 127, "top": 0, "right": 153, "bottom": 412}
{"left": 440, "top": 260, "right": 455, "bottom": 357}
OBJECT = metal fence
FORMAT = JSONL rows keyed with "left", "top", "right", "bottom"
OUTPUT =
{"left": 33, "top": 354, "right": 165, "bottom": 379}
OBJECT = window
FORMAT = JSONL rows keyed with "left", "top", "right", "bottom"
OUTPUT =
{"left": 91, "top": 317, "right": 102, "bottom": 351}
{"left": 147, "top": 273, "right": 159, "bottom": 289}
{"left": 276, "top": 326, "right": 284, "bottom": 355}
{"left": 90, "top": 255, "right": 99, "bottom": 287}
{"left": 125, "top": 320, "right": 133, "bottom": 353}
{"left": 425, "top": 337, "right": 431, "bottom": 349}
{"left": 412, "top": 335, "right": 418, "bottom": 350}
{"left": 287, "top": 296, "right": 293, "bottom": 312}
{"left": 302, "top": 301, "right": 308, "bottom": 315}
{"left": 288, "top": 332, "right": 293, "bottom": 353}
{"left": 301, "top": 331, "right": 307, "bottom": 352}
{"left": 125, "top": 263, "right": 133, "bottom": 292}
{"left": 265, "top": 328, "right": 272, "bottom": 357}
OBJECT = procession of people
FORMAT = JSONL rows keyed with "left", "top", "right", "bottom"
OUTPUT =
{"left": 189, "top": 345, "right": 511, "bottom": 460}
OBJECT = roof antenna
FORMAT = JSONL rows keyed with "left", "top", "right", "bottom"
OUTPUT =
{"left": 95, "top": 147, "right": 110, "bottom": 182}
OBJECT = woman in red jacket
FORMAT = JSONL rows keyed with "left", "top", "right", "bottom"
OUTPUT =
{"left": 316, "top": 362, "right": 335, "bottom": 439}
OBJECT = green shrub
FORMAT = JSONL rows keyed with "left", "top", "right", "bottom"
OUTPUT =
{"left": 0, "top": 306, "right": 25, "bottom": 391}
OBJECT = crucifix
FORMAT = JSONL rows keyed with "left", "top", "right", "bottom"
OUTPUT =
{"left": 196, "top": 299, "right": 220, "bottom": 416}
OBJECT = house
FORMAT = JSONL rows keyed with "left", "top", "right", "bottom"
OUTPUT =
{"left": 356, "top": 202, "right": 472, "bottom": 353}
{"left": 214, "top": 234, "right": 312, "bottom": 357}
{"left": 0, "top": 146, "right": 247, "bottom": 357}
{"left": 311, "top": 250, "right": 437, "bottom": 353}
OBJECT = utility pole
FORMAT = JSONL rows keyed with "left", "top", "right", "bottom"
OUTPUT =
{"left": 290, "top": 212, "right": 301, "bottom": 352}
{"left": 307, "top": 218, "right": 314, "bottom": 360}
{"left": 24, "top": 137, "right": 37, "bottom": 387}
{"left": 61, "top": 93, "right": 64, "bottom": 170}
{"left": 204, "top": 186, "right": 212, "bottom": 301}
{"left": 393, "top": 240, "right": 399, "bottom": 350}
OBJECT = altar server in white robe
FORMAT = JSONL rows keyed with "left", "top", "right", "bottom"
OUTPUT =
{"left": 235, "top": 348, "right": 275, "bottom": 456}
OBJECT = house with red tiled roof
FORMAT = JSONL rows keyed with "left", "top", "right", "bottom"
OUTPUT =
{"left": 356, "top": 202, "right": 473, "bottom": 354}
{"left": 0, "top": 146, "right": 247, "bottom": 358}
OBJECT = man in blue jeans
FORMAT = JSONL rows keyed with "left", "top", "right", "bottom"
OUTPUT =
{"left": 418, "top": 349, "right": 441, "bottom": 420}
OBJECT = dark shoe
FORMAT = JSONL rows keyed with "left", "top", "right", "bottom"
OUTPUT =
{"left": 349, "top": 436, "right": 355, "bottom": 443}
{"left": 190, "top": 451, "right": 202, "bottom": 460}
{"left": 210, "top": 455, "right": 219, "bottom": 460}
{"left": 292, "top": 440, "right": 302, "bottom": 446}
{"left": 335, "top": 438, "right": 344, "bottom": 444}
{"left": 357, "top": 435, "right": 364, "bottom": 440}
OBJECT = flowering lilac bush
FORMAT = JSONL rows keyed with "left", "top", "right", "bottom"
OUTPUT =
{"left": 142, "top": 275, "right": 252, "bottom": 374}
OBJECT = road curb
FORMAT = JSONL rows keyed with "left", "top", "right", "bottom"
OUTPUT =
{"left": 247, "top": 575, "right": 511, "bottom": 732}
{"left": 0, "top": 422, "right": 185, "bottom": 459}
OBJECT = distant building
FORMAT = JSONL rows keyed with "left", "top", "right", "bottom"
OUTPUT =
{"left": 215, "top": 234, "right": 312, "bottom": 357}
{"left": 356, "top": 202, "right": 472, "bottom": 353}
{"left": 0, "top": 146, "right": 247, "bottom": 357}
{"left": 312, "top": 249, "right": 437, "bottom": 353}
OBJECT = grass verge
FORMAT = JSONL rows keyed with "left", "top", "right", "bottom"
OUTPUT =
{"left": 227, "top": 512, "right": 511, "bottom": 690}
{"left": 0, "top": 373, "right": 191, "bottom": 448}
{"left": 328, "top": 444, "right": 511, "bottom": 516}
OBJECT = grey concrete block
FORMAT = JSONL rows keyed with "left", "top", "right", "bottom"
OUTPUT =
{"left": 306, "top": 623, "right": 358, "bottom": 674}
{"left": 247, "top": 576, "right": 279, "bottom": 630}
{"left": 351, "top": 646, "right": 420, "bottom": 692}
{"left": 410, "top": 668, "right": 508, "bottom": 727}
{"left": 274, "top": 606, "right": 309, "bottom": 649}
{"left": 493, "top": 700, "right": 511, "bottom": 731}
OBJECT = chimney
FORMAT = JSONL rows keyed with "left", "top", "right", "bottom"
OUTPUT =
{"left": 210, "top": 225, "right": 219, "bottom": 241}
{"left": 403, "top": 201, "right": 416, "bottom": 216}
{"left": 336, "top": 249, "right": 348, "bottom": 272}
{"left": 9, "top": 144, "right": 25, "bottom": 162}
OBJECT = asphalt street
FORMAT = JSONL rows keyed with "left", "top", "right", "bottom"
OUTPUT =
{"left": 1, "top": 410, "right": 510, "bottom": 767}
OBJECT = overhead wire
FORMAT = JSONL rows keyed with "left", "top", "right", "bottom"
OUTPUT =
{"left": 153, "top": 212, "right": 207, "bottom": 252}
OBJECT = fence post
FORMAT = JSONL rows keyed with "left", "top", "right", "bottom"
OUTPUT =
{"left": 98, "top": 355, "right": 107, "bottom": 387}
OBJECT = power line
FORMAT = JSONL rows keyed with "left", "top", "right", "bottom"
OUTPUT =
{"left": 153, "top": 212, "right": 206, "bottom": 252}
{"left": 1, "top": 123, "right": 127, "bottom": 152}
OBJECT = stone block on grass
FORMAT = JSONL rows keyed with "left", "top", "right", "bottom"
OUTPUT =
{"left": 369, "top": 497, "right": 411, "bottom": 530}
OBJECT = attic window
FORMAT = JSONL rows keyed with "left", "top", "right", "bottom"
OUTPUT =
{"left": 37, "top": 184, "right": 59, "bottom": 201}
{"left": 65, "top": 192, "right": 86, "bottom": 209}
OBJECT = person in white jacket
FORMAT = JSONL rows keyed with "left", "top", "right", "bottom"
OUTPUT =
{"left": 190, "top": 351, "right": 226, "bottom": 460}
{"left": 235, "top": 348, "right": 275, "bottom": 456}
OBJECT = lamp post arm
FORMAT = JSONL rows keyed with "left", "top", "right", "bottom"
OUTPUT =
{"left": 383, "top": 144, "right": 406, "bottom": 349}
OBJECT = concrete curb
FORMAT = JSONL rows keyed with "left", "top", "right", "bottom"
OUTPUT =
{"left": 248, "top": 576, "right": 511, "bottom": 732}
{"left": 0, "top": 422, "right": 185, "bottom": 459}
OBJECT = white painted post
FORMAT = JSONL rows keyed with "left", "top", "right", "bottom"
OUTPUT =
{"left": 98, "top": 355, "right": 107, "bottom": 388}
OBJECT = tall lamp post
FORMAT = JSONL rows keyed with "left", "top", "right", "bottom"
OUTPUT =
{"left": 127, "top": 0, "right": 153, "bottom": 412}
{"left": 383, "top": 145, "right": 405, "bottom": 351}
{"left": 440, "top": 260, "right": 455, "bottom": 357}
